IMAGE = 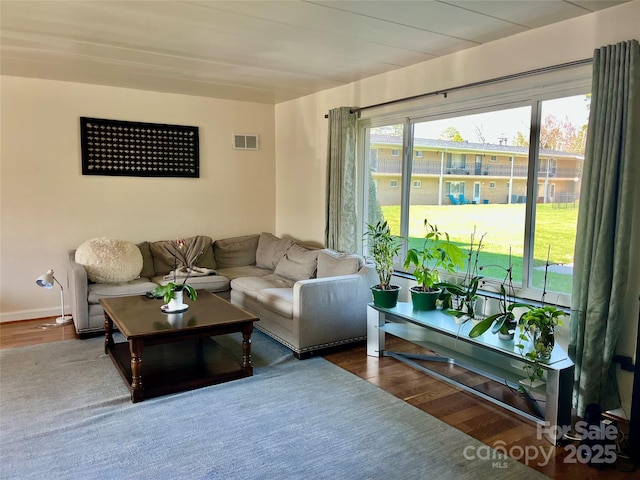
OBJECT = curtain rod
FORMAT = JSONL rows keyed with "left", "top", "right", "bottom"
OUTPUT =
{"left": 324, "top": 58, "right": 592, "bottom": 118}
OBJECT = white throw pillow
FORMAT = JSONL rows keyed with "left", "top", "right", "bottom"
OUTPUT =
{"left": 75, "top": 237, "right": 143, "bottom": 283}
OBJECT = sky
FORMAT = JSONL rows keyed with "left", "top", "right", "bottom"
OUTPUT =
{"left": 413, "top": 95, "right": 590, "bottom": 145}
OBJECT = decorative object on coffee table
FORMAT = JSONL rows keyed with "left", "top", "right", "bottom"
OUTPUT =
{"left": 35, "top": 269, "right": 73, "bottom": 324}
{"left": 152, "top": 239, "right": 201, "bottom": 312}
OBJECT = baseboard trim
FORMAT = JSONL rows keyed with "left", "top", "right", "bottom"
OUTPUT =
{"left": 0, "top": 307, "right": 61, "bottom": 323}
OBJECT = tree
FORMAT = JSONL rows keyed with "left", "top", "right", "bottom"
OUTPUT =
{"left": 540, "top": 114, "right": 585, "bottom": 154}
{"left": 513, "top": 131, "right": 529, "bottom": 147}
{"left": 513, "top": 113, "right": 587, "bottom": 154}
{"left": 371, "top": 125, "right": 403, "bottom": 136}
{"left": 474, "top": 125, "right": 486, "bottom": 143}
{"left": 440, "top": 127, "right": 464, "bottom": 142}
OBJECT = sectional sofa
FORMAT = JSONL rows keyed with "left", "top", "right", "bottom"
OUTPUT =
{"left": 67, "top": 232, "right": 378, "bottom": 358}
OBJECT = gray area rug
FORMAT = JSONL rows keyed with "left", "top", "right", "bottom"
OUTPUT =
{"left": 0, "top": 331, "right": 549, "bottom": 479}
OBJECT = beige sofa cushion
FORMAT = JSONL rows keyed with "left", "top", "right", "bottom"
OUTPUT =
{"left": 214, "top": 234, "right": 259, "bottom": 268}
{"left": 317, "top": 250, "right": 364, "bottom": 278}
{"left": 137, "top": 241, "right": 156, "bottom": 278}
{"left": 230, "top": 274, "right": 295, "bottom": 300}
{"left": 274, "top": 244, "right": 318, "bottom": 281}
{"left": 256, "top": 232, "right": 294, "bottom": 270}
{"left": 87, "top": 278, "right": 159, "bottom": 304}
{"left": 257, "top": 288, "right": 294, "bottom": 318}
{"left": 152, "top": 274, "right": 230, "bottom": 292}
{"left": 216, "top": 265, "right": 271, "bottom": 281}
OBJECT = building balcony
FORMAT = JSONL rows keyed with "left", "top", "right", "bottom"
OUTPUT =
{"left": 375, "top": 159, "right": 578, "bottom": 179}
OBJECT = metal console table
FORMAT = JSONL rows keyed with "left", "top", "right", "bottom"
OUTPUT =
{"left": 367, "top": 302, "right": 574, "bottom": 445}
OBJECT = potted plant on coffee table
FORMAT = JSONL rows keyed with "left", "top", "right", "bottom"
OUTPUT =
{"left": 152, "top": 239, "right": 199, "bottom": 312}
{"left": 364, "top": 220, "right": 403, "bottom": 308}
{"left": 403, "top": 219, "right": 464, "bottom": 311}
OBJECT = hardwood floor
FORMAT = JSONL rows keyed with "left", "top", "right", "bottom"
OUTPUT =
{"left": 0, "top": 317, "right": 78, "bottom": 349}
{"left": 1, "top": 318, "right": 638, "bottom": 479}
{"left": 324, "top": 337, "right": 638, "bottom": 479}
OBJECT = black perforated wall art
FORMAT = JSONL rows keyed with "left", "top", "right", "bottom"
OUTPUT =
{"left": 80, "top": 117, "right": 199, "bottom": 178}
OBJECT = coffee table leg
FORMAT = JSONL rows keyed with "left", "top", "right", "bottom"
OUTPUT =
{"left": 242, "top": 323, "right": 254, "bottom": 376}
{"left": 104, "top": 314, "right": 114, "bottom": 355}
{"left": 129, "top": 339, "right": 144, "bottom": 403}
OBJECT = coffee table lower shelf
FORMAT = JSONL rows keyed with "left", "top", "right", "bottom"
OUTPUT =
{"left": 108, "top": 338, "right": 247, "bottom": 401}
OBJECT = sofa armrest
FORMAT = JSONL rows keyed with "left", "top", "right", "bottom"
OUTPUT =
{"left": 292, "top": 265, "right": 378, "bottom": 348}
{"left": 67, "top": 249, "right": 89, "bottom": 333}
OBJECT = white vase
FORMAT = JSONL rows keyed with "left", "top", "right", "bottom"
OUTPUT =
{"left": 167, "top": 289, "right": 187, "bottom": 312}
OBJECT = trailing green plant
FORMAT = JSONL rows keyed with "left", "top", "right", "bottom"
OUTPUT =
{"left": 403, "top": 219, "right": 465, "bottom": 292}
{"left": 364, "top": 220, "right": 403, "bottom": 290}
{"left": 514, "top": 247, "right": 565, "bottom": 391}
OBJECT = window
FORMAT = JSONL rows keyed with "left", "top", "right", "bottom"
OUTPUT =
{"left": 361, "top": 91, "right": 588, "bottom": 303}
{"left": 415, "top": 151, "right": 423, "bottom": 157}
{"left": 446, "top": 153, "right": 467, "bottom": 169}
{"left": 391, "top": 149, "right": 400, "bottom": 157}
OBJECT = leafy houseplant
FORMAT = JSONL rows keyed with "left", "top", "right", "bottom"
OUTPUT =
{"left": 403, "top": 219, "right": 464, "bottom": 311}
{"left": 364, "top": 220, "right": 403, "bottom": 308}
{"left": 514, "top": 249, "right": 566, "bottom": 390}
{"left": 152, "top": 239, "right": 199, "bottom": 309}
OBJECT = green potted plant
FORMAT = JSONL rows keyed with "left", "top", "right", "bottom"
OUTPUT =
{"left": 403, "top": 219, "right": 464, "bottom": 311}
{"left": 517, "top": 304, "right": 565, "bottom": 360}
{"left": 364, "top": 220, "right": 403, "bottom": 308}
{"left": 152, "top": 239, "right": 199, "bottom": 312}
{"left": 516, "top": 246, "right": 565, "bottom": 368}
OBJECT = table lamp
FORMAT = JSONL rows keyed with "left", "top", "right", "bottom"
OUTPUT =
{"left": 36, "top": 269, "right": 73, "bottom": 324}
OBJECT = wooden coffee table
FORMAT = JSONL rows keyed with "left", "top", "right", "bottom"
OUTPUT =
{"left": 101, "top": 290, "right": 258, "bottom": 402}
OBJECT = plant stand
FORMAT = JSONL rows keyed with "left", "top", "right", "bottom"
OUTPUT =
{"left": 366, "top": 302, "right": 574, "bottom": 446}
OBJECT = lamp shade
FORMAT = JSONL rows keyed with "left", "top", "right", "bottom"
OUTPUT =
{"left": 36, "top": 269, "right": 55, "bottom": 289}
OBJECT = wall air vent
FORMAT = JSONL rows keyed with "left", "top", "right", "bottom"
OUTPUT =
{"left": 233, "top": 134, "right": 259, "bottom": 150}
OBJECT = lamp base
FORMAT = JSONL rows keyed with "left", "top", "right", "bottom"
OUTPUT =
{"left": 56, "top": 315, "right": 73, "bottom": 325}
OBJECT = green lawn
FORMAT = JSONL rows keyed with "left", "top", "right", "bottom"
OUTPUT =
{"left": 382, "top": 203, "right": 578, "bottom": 294}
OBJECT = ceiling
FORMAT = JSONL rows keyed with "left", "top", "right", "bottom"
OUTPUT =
{"left": 0, "top": 1, "right": 631, "bottom": 104}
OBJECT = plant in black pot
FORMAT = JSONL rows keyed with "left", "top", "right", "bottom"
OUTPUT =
{"left": 364, "top": 220, "right": 403, "bottom": 308}
{"left": 403, "top": 219, "right": 464, "bottom": 311}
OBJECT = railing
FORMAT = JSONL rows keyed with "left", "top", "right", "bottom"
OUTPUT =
{"left": 376, "top": 159, "right": 578, "bottom": 179}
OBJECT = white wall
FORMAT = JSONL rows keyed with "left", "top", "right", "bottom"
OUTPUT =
{"left": 0, "top": 77, "right": 275, "bottom": 321}
{"left": 274, "top": 2, "right": 640, "bottom": 414}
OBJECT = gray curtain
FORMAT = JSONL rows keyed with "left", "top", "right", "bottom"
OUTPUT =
{"left": 569, "top": 39, "right": 640, "bottom": 416}
{"left": 325, "top": 107, "right": 358, "bottom": 253}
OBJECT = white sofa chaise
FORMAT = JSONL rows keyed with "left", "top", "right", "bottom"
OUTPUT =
{"left": 68, "top": 233, "right": 377, "bottom": 358}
